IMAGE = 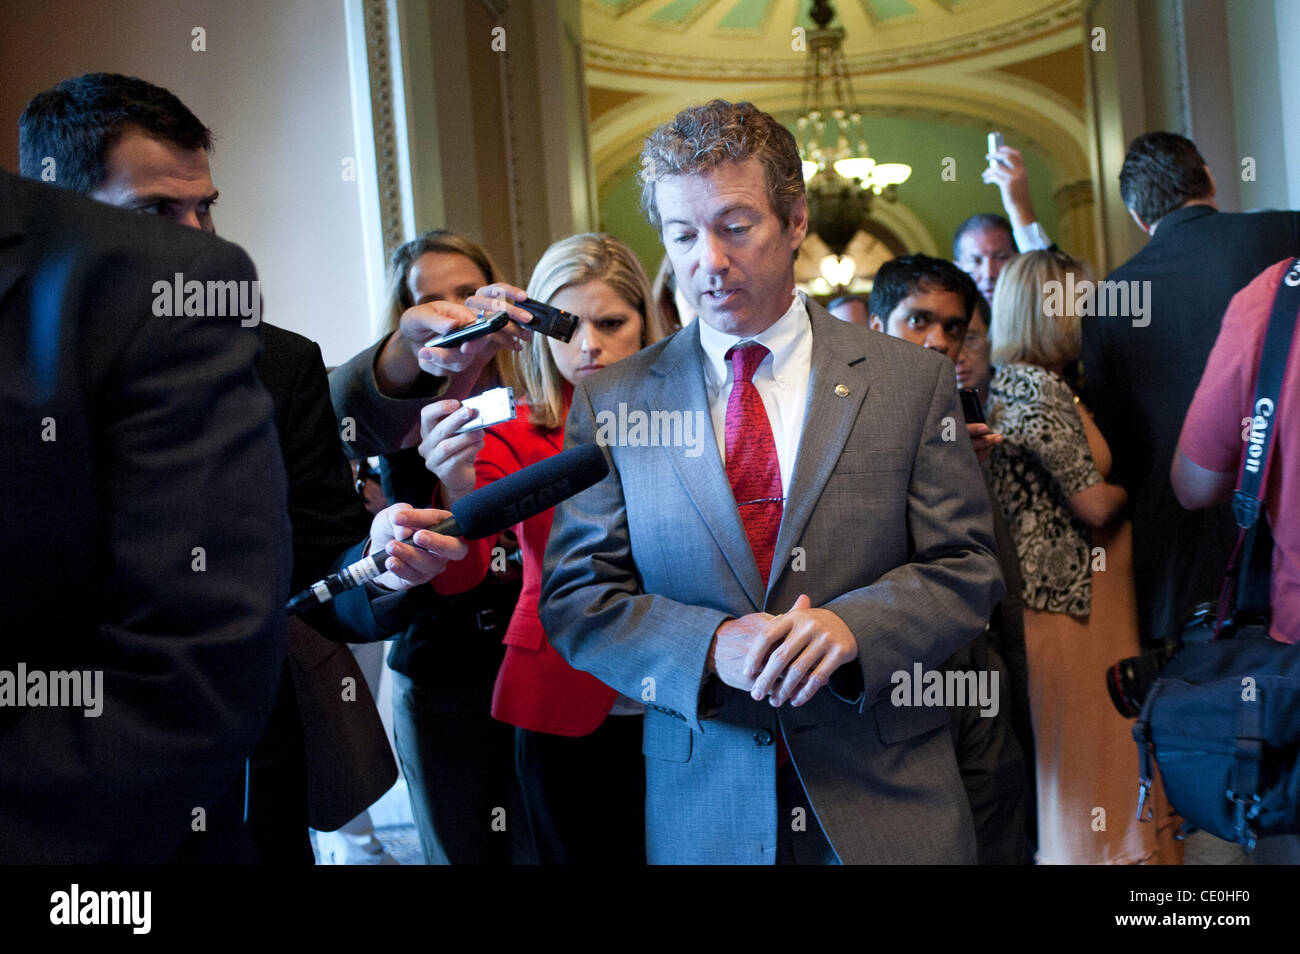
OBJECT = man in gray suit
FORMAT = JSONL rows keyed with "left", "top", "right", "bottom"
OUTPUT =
{"left": 540, "top": 101, "right": 1004, "bottom": 864}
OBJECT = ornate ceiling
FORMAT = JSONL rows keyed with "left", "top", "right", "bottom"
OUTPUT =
{"left": 583, "top": 0, "right": 1095, "bottom": 274}
{"left": 584, "top": 0, "right": 1090, "bottom": 189}
{"left": 583, "top": 0, "right": 1081, "bottom": 80}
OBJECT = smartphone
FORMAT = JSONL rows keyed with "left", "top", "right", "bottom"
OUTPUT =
{"left": 426, "top": 310, "right": 508, "bottom": 349}
{"left": 454, "top": 386, "right": 516, "bottom": 435}
{"left": 987, "top": 131, "right": 1007, "bottom": 168}
{"left": 960, "top": 388, "right": 985, "bottom": 425}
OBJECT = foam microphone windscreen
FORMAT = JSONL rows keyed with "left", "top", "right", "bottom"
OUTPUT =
{"left": 449, "top": 443, "right": 609, "bottom": 539}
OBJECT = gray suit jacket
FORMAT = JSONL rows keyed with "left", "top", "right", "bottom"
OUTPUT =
{"left": 540, "top": 303, "right": 1004, "bottom": 864}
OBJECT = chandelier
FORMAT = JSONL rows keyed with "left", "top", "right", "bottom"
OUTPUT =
{"left": 796, "top": 0, "right": 911, "bottom": 287}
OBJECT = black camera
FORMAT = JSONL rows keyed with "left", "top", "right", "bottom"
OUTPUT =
{"left": 1106, "top": 602, "right": 1220, "bottom": 718}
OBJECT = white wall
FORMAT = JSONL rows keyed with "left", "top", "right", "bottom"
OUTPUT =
{"left": 0, "top": 0, "right": 375, "bottom": 366}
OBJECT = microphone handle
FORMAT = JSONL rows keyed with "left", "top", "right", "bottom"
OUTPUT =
{"left": 285, "top": 514, "right": 463, "bottom": 615}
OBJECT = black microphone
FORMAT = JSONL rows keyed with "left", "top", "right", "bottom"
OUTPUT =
{"left": 286, "top": 443, "right": 609, "bottom": 615}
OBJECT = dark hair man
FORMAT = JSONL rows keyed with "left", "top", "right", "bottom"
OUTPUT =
{"left": 20, "top": 72, "right": 468, "bottom": 863}
{"left": 1082, "top": 131, "right": 1300, "bottom": 644}
{"left": 868, "top": 254, "right": 1001, "bottom": 462}
{"left": 541, "top": 100, "right": 1004, "bottom": 864}
{"left": 868, "top": 253, "right": 979, "bottom": 358}
{"left": 0, "top": 169, "right": 290, "bottom": 863}
{"left": 1119, "top": 131, "right": 1215, "bottom": 230}
{"left": 1083, "top": 131, "right": 1300, "bottom": 864}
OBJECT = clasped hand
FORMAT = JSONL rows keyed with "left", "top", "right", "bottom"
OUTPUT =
{"left": 708, "top": 594, "right": 858, "bottom": 708}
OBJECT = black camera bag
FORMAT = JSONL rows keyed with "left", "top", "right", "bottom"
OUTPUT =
{"left": 1132, "top": 258, "right": 1300, "bottom": 852}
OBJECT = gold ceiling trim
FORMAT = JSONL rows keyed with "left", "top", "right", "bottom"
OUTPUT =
{"left": 584, "top": 1, "right": 1081, "bottom": 79}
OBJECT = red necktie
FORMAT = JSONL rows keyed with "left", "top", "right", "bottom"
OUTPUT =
{"left": 724, "top": 343, "right": 790, "bottom": 769}
{"left": 724, "top": 344, "right": 784, "bottom": 586}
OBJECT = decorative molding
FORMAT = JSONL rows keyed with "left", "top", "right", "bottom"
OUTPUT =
{"left": 862, "top": 197, "right": 942, "bottom": 257}
{"left": 361, "top": 0, "right": 403, "bottom": 259}
{"left": 581, "top": 2, "right": 1083, "bottom": 79}
{"left": 492, "top": 2, "right": 526, "bottom": 278}
{"left": 1053, "top": 178, "right": 1094, "bottom": 212}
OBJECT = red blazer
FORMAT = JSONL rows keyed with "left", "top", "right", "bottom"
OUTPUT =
{"left": 433, "top": 399, "right": 617, "bottom": 736}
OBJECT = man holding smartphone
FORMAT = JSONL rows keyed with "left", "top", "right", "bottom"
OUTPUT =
{"left": 953, "top": 133, "right": 1055, "bottom": 304}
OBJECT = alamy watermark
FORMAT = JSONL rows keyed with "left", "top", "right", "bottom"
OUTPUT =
{"left": 152, "top": 272, "right": 261, "bottom": 327}
{"left": 594, "top": 403, "right": 709, "bottom": 458}
{"left": 50, "top": 884, "right": 150, "bottom": 934}
{"left": 0, "top": 664, "right": 103, "bottom": 717}
{"left": 1043, "top": 272, "right": 1151, "bottom": 327}
{"left": 891, "top": 662, "right": 999, "bottom": 718}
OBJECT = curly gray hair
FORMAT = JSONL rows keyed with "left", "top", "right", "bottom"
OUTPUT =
{"left": 638, "top": 100, "right": 805, "bottom": 232}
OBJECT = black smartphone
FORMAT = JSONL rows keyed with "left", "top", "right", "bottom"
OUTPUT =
{"left": 513, "top": 298, "right": 579, "bottom": 343}
{"left": 960, "top": 388, "right": 985, "bottom": 424}
{"left": 425, "top": 311, "right": 508, "bottom": 349}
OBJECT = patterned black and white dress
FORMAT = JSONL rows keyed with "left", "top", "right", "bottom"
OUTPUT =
{"left": 986, "top": 363, "right": 1101, "bottom": 618}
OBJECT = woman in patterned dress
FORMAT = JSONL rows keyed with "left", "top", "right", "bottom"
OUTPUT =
{"left": 986, "top": 250, "right": 1178, "bottom": 865}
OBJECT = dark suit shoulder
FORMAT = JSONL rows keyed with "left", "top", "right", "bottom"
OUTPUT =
{"left": 257, "top": 324, "right": 321, "bottom": 387}
{"left": 1110, "top": 208, "right": 1300, "bottom": 283}
{"left": 260, "top": 322, "right": 318, "bottom": 354}
{"left": 255, "top": 324, "right": 325, "bottom": 437}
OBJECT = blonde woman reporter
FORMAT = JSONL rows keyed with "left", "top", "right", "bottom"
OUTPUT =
{"left": 421, "top": 233, "right": 667, "bottom": 863}
{"left": 986, "top": 250, "right": 1177, "bottom": 865}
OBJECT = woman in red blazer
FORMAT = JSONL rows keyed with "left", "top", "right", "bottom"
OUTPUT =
{"left": 422, "top": 233, "right": 667, "bottom": 863}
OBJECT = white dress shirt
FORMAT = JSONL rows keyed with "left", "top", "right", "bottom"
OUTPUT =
{"left": 1013, "top": 221, "right": 1052, "bottom": 252}
{"left": 697, "top": 291, "right": 813, "bottom": 495}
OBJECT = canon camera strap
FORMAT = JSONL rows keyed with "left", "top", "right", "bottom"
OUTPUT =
{"left": 1226, "top": 257, "right": 1300, "bottom": 624}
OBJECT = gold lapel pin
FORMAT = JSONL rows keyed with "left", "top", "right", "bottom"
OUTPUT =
{"left": 834, "top": 384, "right": 850, "bottom": 397}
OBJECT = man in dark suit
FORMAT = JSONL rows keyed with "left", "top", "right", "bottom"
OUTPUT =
{"left": 540, "top": 101, "right": 1004, "bottom": 864}
{"left": 18, "top": 73, "right": 468, "bottom": 863}
{"left": 0, "top": 170, "right": 289, "bottom": 863}
{"left": 1082, "top": 132, "right": 1300, "bottom": 650}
